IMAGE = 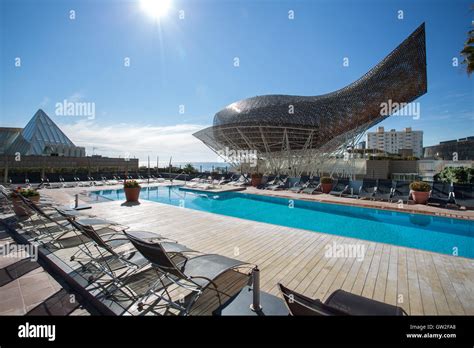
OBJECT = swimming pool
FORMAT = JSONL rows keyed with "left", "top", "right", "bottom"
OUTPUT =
{"left": 93, "top": 186, "right": 474, "bottom": 258}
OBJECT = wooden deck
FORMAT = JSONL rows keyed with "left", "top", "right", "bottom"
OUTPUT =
{"left": 42, "top": 185, "right": 474, "bottom": 315}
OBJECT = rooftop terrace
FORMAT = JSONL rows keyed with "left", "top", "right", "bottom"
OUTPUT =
{"left": 2, "top": 182, "right": 472, "bottom": 316}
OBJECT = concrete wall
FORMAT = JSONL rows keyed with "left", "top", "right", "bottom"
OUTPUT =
{"left": 365, "top": 160, "right": 417, "bottom": 179}
{"left": 365, "top": 160, "right": 390, "bottom": 179}
{"left": 389, "top": 160, "right": 417, "bottom": 175}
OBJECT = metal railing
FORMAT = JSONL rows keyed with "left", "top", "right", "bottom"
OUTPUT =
{"left": 169, "top": 171, "right": 188, "bottom": 184}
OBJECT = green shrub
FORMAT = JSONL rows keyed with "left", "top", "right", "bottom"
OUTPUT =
{"left": 124, "top": 180, "right": 140, "bottom": 188}
{"left": 410, "top": 181, "right": 431, "bottom": 192}
{"left": 434, "top": 166, "right": 473, "bottom": 184}
{"left": 320, "top": 176, "right": 333, "bottom": 184}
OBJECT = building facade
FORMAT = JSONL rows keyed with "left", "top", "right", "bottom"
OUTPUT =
{"left": 367, "top": 127, "right": 423, "bottom": 158}
{"left": 0, "top": 109, "right": 85, "bottom": 157}
{"left": 423, "top": 136, "right": 474, "bottom": 160}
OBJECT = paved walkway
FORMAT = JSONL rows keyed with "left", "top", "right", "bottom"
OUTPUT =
{"left": 0, "top": 224, "right": 91, "bottom": 316}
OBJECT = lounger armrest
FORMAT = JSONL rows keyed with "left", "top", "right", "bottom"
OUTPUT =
{"left": 325, "top": 289, "right": 407, "bottom": 316}
{"left": 189, "top": 275, "right": 219, "bottom": 289}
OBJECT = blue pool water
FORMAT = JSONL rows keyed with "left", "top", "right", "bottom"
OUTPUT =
{"left": 93, "top": 186, "right": 474, "bottom": 258}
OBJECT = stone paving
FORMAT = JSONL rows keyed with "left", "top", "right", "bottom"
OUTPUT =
{"left": 0, "top": 224, "right": 91, "bottom": 316}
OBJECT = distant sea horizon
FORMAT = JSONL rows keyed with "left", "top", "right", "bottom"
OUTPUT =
{"left": 173, "top": 162, "right": 231, "bottom": 172}
{"left": 139, "top": 161, "right": 231, "bottom": 172}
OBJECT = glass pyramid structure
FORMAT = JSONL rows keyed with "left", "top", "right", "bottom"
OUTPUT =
{"left": 2, "top": 109, "right": 85, "bottom": 157}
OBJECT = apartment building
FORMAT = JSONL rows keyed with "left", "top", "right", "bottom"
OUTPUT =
{"left": 367, "top": 127, "right": 423, "bottom": 158}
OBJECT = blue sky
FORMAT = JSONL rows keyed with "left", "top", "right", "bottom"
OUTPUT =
{"left": 1, "top": 0, "right": 473, "bottom": 163}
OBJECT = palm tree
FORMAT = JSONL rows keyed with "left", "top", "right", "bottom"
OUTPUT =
{"left": 461, "top": 7, "right": 474, "bottom": 76}
{"left": 461, "top": 30, "right": 474, "bottom": 75}
{"left": 182, "top": 163, "right": 197, "bottom": 174}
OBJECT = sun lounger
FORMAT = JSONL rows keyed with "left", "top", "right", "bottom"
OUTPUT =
{"left": 147, "top": 175, "right": 156, "bottom": 182}
{"left": 54, "top": 207, "right": 129, "bottom": 231}
{"left": 60, "top": 177, "right": 77, "bottom": 188}
{"left": 66, "top": 220, "right": 183, "bottom": 287}
{"left": 233, "top": 174, "right": 250, "bottom": 186}
{"left": 0, "top": 191, "right": 78, "bottom": 238}
{"left": 229, "top": 174, "right": 244, "bottom": 186}
{"left": 358, "top": 178, "right": 377, "bottom": 199}
{"left": 278, "top": 283, "right": 407, "bottom": 316}
{"left": 114, "top": 176, "right": 125, "bottom": 184}
{"left": 301, "top": 177, "right": 321, "bottom": 194}
{"left": 267, "top": 176, "right": 289, "bottom": 190}
{"left": 287, "top": 178, "right": 300, "bottom": 191}
{"left": 125, "top": 232, "right": 253, "bottom": 314}
{"left": 118, "top": 175, "right": 125, "bottom": 181}
{"left": 211, "top": 176, "right": 222, "bottom": 185}
{"left": 100, "top": 176, "right": 112, "bottom": 185}
{"left": 151, "top": 175, "right": 165, "bottom": 183}
{"left": 452, "top": 183, "right": 474, "bottom": 209}
{"left": 14, "top": 194, "right": 124, "bottom": 243}
{"left": 220, "top": 174, "right": 237, "bottom": 185}
{"left": 373, "top": 179, "right": 393, "bottom": 201}
{"left": 288, "top": 176, "right": 310, "bottom": 192}
{"left": 390, "top": 181, "right": 411, "bottom": 203}
{"left": 257, "top": 175, "right": 277, "bottom": 189}
{"left": 216, "top": 175, "right": 233, "bottom": 185}
{"left": 189, "top": 175, "right": 203, "bottom": 183}
{"left": 186, "top": 175, "right": 206, "bottom": 187}
{"left": 186, "top": 176, "right": 206, "bottom": 188}
{"left": 329, "top": 178, "right": 350, "bottom": 196}
{"left": 137, "top": 176, "right": 149, "bottom": 184}
{"left": 74, "top": 177, "right": 89, "bottom": 187}
{"left": 427, "top": 182, "right": 453, "bottom": 206}
{"left": 27, "top": 180, "right": 44, "bottom": 190}
{"left": 106, "top": 177, "right": 119, "bottom": 185}
{"left": 45, "top": 179, "right": 63, "bottom": 189}
{"left": 90, "top": 177, "right": 105, "bottom": 186}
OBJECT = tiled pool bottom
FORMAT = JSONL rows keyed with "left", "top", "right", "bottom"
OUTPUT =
{"left": 93, "top": 186, "right": 474, "bottom": 258}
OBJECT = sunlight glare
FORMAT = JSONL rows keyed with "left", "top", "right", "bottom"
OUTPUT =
{"left": 140, "top": 0, "right": 171, "bottom": 19}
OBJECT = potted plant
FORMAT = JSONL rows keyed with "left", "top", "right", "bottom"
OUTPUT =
{"left": 124, "top": 180, "right": 141, "bottom": 202}
{"left": 251, "top": 173, "right": 263, "bottom": 187}
{"left": 10, "top": 187, "right": 40, "bottom": 217}
{"left": 320, "top": 176, "right": 334, "bottom": 194}
{"left": 409, "top": 181, "right": 431, "bottom": 204}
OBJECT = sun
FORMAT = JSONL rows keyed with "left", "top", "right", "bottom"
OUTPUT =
{"left": 140, "top": 0, "right": 171, "bottom": 19}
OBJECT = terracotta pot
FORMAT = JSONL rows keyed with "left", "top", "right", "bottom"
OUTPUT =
{"left": 412, "top": 191, "right": 429, "bottom": 204}
{"left": 12, "top": 195, "right": 40, "bottom": 217}
{"left": 321, "top": 183, "right": 333, "bottom": 194}
{"left": 251, "top": 177, "right": 262, "bottom": 187}
{"left": 124, "top": 187, "right": 141, "bottom": 202}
